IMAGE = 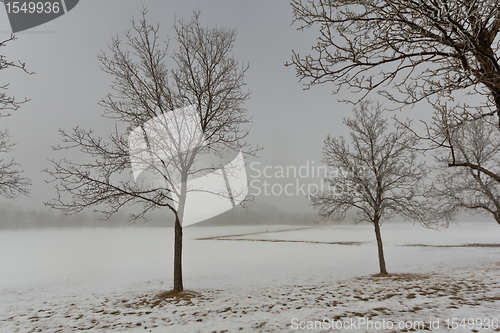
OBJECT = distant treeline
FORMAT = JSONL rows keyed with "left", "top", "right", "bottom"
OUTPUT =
{"left": 198, "top": 204, "right": 321, "bottom": 226}
{"left": 0, "top": 203, "right": 147, "bottom": 229}
{"left": 0, "top": 202, "right": 321, "bottom": 229}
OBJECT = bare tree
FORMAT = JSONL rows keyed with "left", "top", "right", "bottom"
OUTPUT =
{"left": 1, "top": 35, "right": 30, "bottom": 116}
{"left": 310, "top": 102, "right": 429, "bottom": 275}
{"left": 287, "top": 0, "right": 500, "bottom": 224}
{"left": 431, "top": 112, "right": 500, "bottom": 224}
{"left": 45, "top": 10, "right": 252, "bottom": 292}
{"left": 0, "top": 129, "right": 30, "bottom": 198}
{"left": 287, "top": 0, "right": 500, "bottom": 112}
{"left": 0, "top": 35, "right": 31, "bottom": 198}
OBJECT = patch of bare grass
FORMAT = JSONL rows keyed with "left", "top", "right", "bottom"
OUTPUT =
{"left": 151, "top": 290, "right": 202, "bottom": 307}
{"left": 368, "top": 273, "right": 429, "bottom": 281}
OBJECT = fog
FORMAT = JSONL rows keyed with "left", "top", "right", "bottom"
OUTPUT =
{"left": 0, "top": 0, "right": 475, "bottom": 226}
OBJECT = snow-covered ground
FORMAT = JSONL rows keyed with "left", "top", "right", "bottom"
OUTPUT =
{"left": 1, "top": 221, "right": 500, "bottom": 332}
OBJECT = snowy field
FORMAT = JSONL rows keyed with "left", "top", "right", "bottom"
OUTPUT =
{"left": 1, "top": 221, "right": 500, "bottom": 332}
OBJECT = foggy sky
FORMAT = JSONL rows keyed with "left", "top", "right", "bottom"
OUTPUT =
{"left": 0, "top": 0, "right": 385, "bottom": 215}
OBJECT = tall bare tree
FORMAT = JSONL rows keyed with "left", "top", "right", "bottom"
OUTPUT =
{"left": 288, "top": 0, "right": 500, "bottom": 111}
{"left": 0, "top": 35, "right": 31, "bottom": 198}
{"left": 431, "top": 109, "right": 500, "bottom": 224}
{"left": 45, "top": 10, "right": 252, "bottom": 292}
{"left": 287, "top": 0, "right": 500, "bottom": 223}
{"left": 310, "top": 102, "right": 429, "bottom": 275}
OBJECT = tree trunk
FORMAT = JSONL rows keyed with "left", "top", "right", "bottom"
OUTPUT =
{"left": 173, "top": 213, "right": 183, "bottom": 291}
{"left": 173, "top": 170, "right": 188, "bottom": 292}
{"left": 373, "top": 217, "right": 387, "bottom": 275}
